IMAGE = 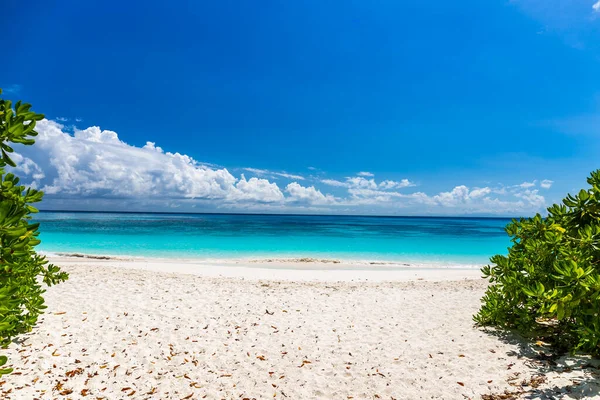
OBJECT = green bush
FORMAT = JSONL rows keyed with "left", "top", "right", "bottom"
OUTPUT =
{"left": 0, "top": 88, "right": 68, "bottom": 375}
{"left": 475, "top": 170, "right": 600, "bottom": 355}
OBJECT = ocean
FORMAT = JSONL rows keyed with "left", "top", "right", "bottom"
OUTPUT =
{"left": 34, "top": 212, "right": 513, "bottom": 266}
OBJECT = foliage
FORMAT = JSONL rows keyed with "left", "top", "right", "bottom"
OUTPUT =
{"left": 0, "top": 88, "right": 68, "bottom": 375}
{"left": 475, "top": 170, "right": 600, "bottom": 355}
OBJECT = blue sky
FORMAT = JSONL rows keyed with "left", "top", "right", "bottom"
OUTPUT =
{"left": 2, "top": 0, "right": 600, "bottom": 215}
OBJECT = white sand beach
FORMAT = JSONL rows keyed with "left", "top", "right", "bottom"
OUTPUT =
{"left": 2, "top": 256, "right": 599, "bottom": 399}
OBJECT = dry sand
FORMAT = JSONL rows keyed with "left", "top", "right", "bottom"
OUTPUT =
{"left": 2, "top": 257, "right": 599, "bottom": 399}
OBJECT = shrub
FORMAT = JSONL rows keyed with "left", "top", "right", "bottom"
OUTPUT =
{"left": 0, "top": 88, "right": 68, "bottom": 375}
{"left": 474, "top": 170, "right": 600, "bottom": 355}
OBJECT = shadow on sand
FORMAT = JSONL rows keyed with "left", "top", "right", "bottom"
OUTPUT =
{"left": 480, "top": 328, "right": 600, "bottom": 400}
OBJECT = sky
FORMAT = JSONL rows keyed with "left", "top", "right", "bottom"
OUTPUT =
{"left": 1, "top": 0, "right": 600, "bottom": 216}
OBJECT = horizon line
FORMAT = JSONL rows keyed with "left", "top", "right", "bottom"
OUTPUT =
{"left": 37, "top": 209, "right": 522, "bottom": 220}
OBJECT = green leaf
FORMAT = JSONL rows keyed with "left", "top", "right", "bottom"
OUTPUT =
{"left": 1, "top": 149, "right": 15, "bottom": 167}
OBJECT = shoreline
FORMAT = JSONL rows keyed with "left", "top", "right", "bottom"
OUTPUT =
{"left": 47, "top": 253, "right": 486, "bottom": 282}
{"left": 45, "top": 250, "right": 488, "bottom": 266}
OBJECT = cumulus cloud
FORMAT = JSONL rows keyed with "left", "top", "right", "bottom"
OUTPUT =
{"left": 229, "top": 175, "right": 284, "bottom": 203}
{"left": 346, "top": 177, "right": 378, "bottom": 189}
{"left": 357, "top": 171, "right": 374, "bottom": 177}
{"left": 320, "top": 179, "right": 348, "bottom": 187}
{"left": 594, "top": 1, "right": 600, "bottom": 12}
{"left": 10, "top": 118, "right": 551, "bottom": 215}
{"left": 422, "top": 185, "right": 545, "bottom": 212}
{"left": 431, "top": 185, "right": 471, "bottom": 206}
{"left": 318, "top": 174, "right": 547, "bottom": 213}
{"left": 514, "top": 189, "right": 546, "bottom": 209}
{"left": 321, "top": 176, "right": 415, "bottom": 190}
{"left": 346, "top": 188, "right": 407, "bottom": 205}
{"left": 15, "top": 120, "right": 282, "bottom": 204}
{"left": 10, "top": 153, "right": 45, "bottom": 189}
{"left": 285, "top": 182, "right": 337, "bottom": 205}
{"left": 519, "top": 181, "right": 536, "bottom": 189}
{"left": 468, "top": 187, "right": 492, "bottom": 199}
{"left": 379, "top": 179, "right": 415, "bottom": 190}
{"left": 431, "top": 186, "right": 498, "bottom": 207}
{"left": 431, "top": 186, "right": 502, "bottom": 206}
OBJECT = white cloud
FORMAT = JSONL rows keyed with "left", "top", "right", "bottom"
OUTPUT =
{"left": 357, "top": 171, "right": 374, "bottom": 177}
{"left": 321, "top": 176, "right": 415, "bottom": 191}
{"left": 340, "top": 184, "right": 539, "bottom": 214}
{"left": 346, "top": 188, "right": 407, "bottom": 205}
{"left": 320, "top": 178, "right": 349, "bottom": 187}
{"left": 346, "top": 177, "right": 378, "bottom": 189}
{"left": 594, "top": 1, "right": 600, "bottom": 12}
{"left": 229, "top": 175, "right": 284, "bottom": 203}
{"left": 379, "top": 179, "right": 415, "bottom": 190}
{"left": 2, "top": 84, "right": 21, "bottom": 94}
{"left": 9, "top": 118, "right": 551, "bottom": 215}
{"left": 242, "top": 167, "right": 268, "bottom": 175}
{"left": 317, "top": 175, "right": 546, "bottom": 213}
{"left": 468, "top": 187, "right": 491, "bottom": 199}
{"left": 10, "top": 153, "right": 45, "bottom": 189}
{"left": 540, "top": 179, "right": 553, "bottom": 189}
{"left": 15, "top": 120, "right": 280, "bottom": 204}
{"left": 285, "top": 182, "right": 337, "bottom": 205}
{"left": 519, "top": 181, "right": 536, "bottom": 189}
{"left": 432, "top": 185, "right": 471, "bottom": 206}
{"left": 55, "top": 117, "right": 69, "bottom": 122}
{"left": 277, "top": 172, "right": 305, "bottom": 180}
{"left": 514, "top": 189, "right": 546, "bottom": 209}
{"left": 243, "top": 167, "right": 305, "bottom": 180}
{"left": 425, "top": 185, "right": 544, "bottom": 211}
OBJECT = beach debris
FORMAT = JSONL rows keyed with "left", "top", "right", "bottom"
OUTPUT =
{"left": 482, "top": 379, "right": 548, "bottom": 400}
{"left": 121, "top": 387, "right": 136, "bottom": 396}
{"left": 65, "top": 367, "right": 83, "bottom": 377}
{"left": 266, "top": 309, "right": 274, "bottom": 315}
{"left": 57, "top": 252, "right": 113, "bottom": 260}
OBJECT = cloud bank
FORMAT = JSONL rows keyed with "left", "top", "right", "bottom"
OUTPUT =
{"left": 11, "top": 119, "right": 553, "bottom": 215}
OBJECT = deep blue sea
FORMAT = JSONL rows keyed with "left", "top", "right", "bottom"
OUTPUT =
{"left": 34, "top": 212, "right": 513, "bottom": 265}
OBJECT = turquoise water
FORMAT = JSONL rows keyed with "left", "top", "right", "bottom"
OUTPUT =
{"left": 34, "top": 212, "right": 513, "bottom": 265}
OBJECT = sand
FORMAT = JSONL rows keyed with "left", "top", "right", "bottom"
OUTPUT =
{"left": 2, "top": 257, "right": 599, "bottom": 399}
